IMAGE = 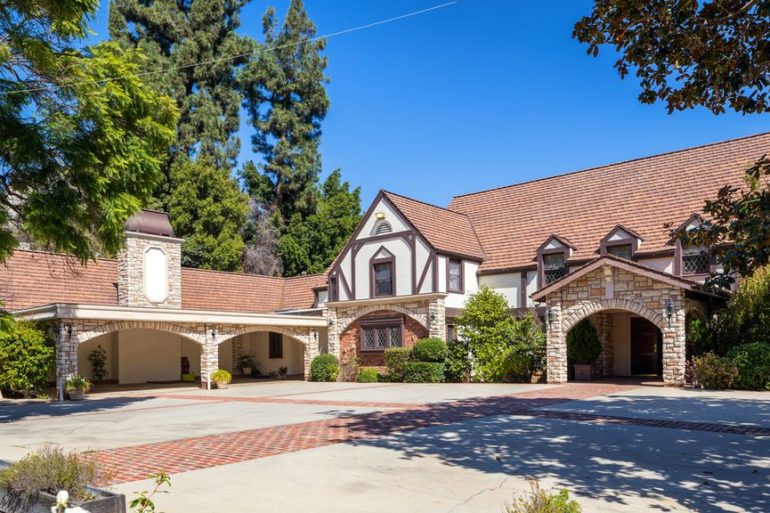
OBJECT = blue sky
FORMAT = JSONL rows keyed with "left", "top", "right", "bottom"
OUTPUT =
{"left": 87, "top": 0, "right": 768, "bottom": 208}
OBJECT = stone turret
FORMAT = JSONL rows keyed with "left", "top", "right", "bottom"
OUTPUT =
{"left": 118, "top": 210, "right": 182, "bottom": 308}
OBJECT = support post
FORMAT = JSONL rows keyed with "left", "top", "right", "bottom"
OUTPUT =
{"left": 304, "top": 329, "right": 320, "bottom": 380}
{"left": 55, "top": 321, "right": 78, "bottom": 401}
{"left": 201, "top": 326, "right": 219, "bottom": 390}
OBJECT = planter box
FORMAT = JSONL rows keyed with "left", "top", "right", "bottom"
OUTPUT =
{"left": 68, "top": 390, "right": 85, "bottom": 401}
{"left": 573, "top": 364, "right": 593, "bottom": 381}
{"left": 0, "top": 461, "right": 125, "bottom": 513}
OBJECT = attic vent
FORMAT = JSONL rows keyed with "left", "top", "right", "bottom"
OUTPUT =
{"left": 374, "top": 221, "right": 392, "bottom": 235}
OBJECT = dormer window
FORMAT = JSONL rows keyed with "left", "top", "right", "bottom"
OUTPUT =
{"left": 537, "top": 235, "right": 574, "bottom": 286}
{"left": 542, "top": 253, "right": 566, "bottom": 284}
{"left": 600, "top": 225, "right": 641, "bottom": 260}
{"left": 606, "top": 244, "right": 633, "bottom": 260}
{"left": 682, "top": 247, "right": 710, "bottom": 275}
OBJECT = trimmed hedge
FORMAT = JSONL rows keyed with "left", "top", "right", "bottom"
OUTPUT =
{"left": 310, "top": 353, "right": 339, "bottom": 382}
{"left": 357, "top": 367, "right": 379, "bottom": 383}
{"left": 384, "top": 347, "right": 411, "bottom": 382}
{"left": 727, "top": 342, "right": 770, "bottom": 390}
{"left": 403, "top": 361, "right": 445, "bottom": 383}
{"left": 412, "top": 338, "right": 448, "bottom": 362}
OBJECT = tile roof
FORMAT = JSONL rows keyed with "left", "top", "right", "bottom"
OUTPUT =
{"left": 0, "top": 250, "right": 324, "bottom": 313}
{"left": 383, "top": 191, "right": 484, "bottom": 260}
{"left": 449, "top": 132, "right": 770, "bottom": 273}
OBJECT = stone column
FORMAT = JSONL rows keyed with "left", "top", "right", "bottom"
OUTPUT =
{"left": 231, "top": 337, "right": 243, "bottom": 372}
{"left": 54, "top": 321, "right": 78, "bottom": 401}
{"left": 304, "top": 329, "right": 320, "bottom": 380}
{"left": 594, "top": 312, "right": 614, "bottom": 377}
{"left": 326, "top": 308, "right": 340, "bottom": 358}
{"left": 546, "top": 297, "right": 568, "bottom": 384}
{"left": 428, "top": 297, "right": 446, "bottom": 340}
{"left": 200, "top": 327, "right": 219, "bottom": 389}
{"left": 662, "top": 292, "right": 687, "bottom": 386}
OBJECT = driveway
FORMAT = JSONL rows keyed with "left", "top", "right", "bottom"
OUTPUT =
{"left": 0, "top": 381, "right": 768, "bottom": 513}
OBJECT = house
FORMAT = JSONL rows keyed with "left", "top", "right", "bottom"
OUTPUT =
{"left": 2, "top": 132, "right": 765, "bottom": 399}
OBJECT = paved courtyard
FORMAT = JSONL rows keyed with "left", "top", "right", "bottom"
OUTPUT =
{"left": 0, "top": 381, "right": 768, "bottom": 513}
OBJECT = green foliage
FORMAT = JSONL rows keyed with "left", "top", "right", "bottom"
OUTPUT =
{"left": 455, "top": 288, "right": 546, "bottom": 382}
{"left": 239, "top": 0, "right": 329, "bottom": 222}
{"left": 357, "top": 367, "right": 379, "bottom": 383}
{"left": 384, "top": 347, "right": 412, "bottom": 382}
{"left": 711, "top": 265, "right": 770, "bottom": 351}
{"left": 506, "top": 480, "right": 582, "bottom": 513}
{"left": 65, "top": 374, "right": 92, "bottom": 393}
{"left": 0, "top": 446, "right": 99, "bottom": 510}
{"left": 88, "top": 345, "right": 109, "bottom": 381}
{"left": 688, "top": 352, "right": 738, "bottom": 390}
{"left": 1, "top": 2, "right": 178, "bottom": 262}
{"left": 0, "top": 321, "right": 53, "bottom": 397}
{"left": 686, "top": 319, "right": 713, "bottom": 359}
{"left": 567, "top": 320, "right": 602, "bottom": 365}
{"left": 211, "top": 369, "right": 232, "bottom": 384}
{"left": 237, "top": 354, "right": 256, "bottom": 369}
{"left": 403, "top": 362, "right": 445, "bottom": 383}
{"left": 411, "top": 338, "right": 448, "bottom": 363}
{"left": 129, "top": 471, "right": 171, "bottom": 513}
{"left": 727, "top": 343, "right": 770, "bottom": 391}
{"left": 167, "top": 159, "right": 248, "bottom": 271}
{"left": 444, "top": 339, "right": 472, "bottom": 383}
{"left": 310, "top": 354, "right": 339, "bottom": 382}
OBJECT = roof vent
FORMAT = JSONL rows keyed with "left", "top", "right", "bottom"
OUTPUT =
{"left": 125, "top": 210, "right": 175, "bottom": 237}
{"left": 374, "top": 220, "right": 392, "bottom": 235}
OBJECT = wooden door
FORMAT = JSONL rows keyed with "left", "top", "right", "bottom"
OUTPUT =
{"left": 630, "top": 317, "right": 662, "bottom": 376}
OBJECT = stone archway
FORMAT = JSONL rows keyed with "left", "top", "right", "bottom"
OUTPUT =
{"left": 562, "top": 298, "right": 666, "bottom": 333}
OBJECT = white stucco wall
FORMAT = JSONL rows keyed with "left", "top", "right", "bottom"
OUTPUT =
{"left": 640, "top": 256, "right": 674, "bottom": 274}
{"left": 356, "top": 199, "right": 410, "bottom": 238}
{"left": 611, "top": 312, "right": 631, "bottom": 376}
{"left": 444, "top": 260, "right": 480, "bottom": 308}
{"left": 479, "top": 272, "right": 521, "bottom": 308}
{"left": 117, "top": 329, "right": 186, "bottom": 384}
{"left": 416, "top": 237, "right": 433, "bottom": 294}
{"left": 77, "top": 333, "right": 118, "bottom": 381}
{"left": 232, "top": 332, "right": 305, "bottom": 376}
{"left": 354, "top": 238, "right": 412, "bottom": 299}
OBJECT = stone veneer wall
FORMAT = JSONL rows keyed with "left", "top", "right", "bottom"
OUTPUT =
{"left": 544, "top": 265, "right": 695, "bottom": 386}
{"left": 118, "top": 233, "right": 182, "bottom": 308}
{"left": 339, "top": 310, "right": 429, "bottom": 368}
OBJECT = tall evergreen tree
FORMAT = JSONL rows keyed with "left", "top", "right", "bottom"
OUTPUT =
{"left": 240, "top": 0, "right": 330, "bottom": 222}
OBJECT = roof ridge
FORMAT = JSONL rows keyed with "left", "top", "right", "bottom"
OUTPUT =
{"left": 382, "top": 190, "right": 469, "bottom": 218}
{"left": 451, "top": 130, "right": 770, "bottom": 201}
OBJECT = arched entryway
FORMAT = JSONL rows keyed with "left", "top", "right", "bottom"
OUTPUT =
{"left": 217, "top": 330, "right": 306, "bottom": 378}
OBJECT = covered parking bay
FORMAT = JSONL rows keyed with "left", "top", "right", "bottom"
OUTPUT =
{"left": 13, "top": 303, "right": 326, "bottom": 400}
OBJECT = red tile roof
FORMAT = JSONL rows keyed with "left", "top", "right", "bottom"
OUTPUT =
{"left": 449, "top": 132, "right": 770, "bottom": 273}
{"left": 0, "top": 250, "right": 324, "bottom": 313}
{"left": 383, "top": 191, "right": 484, "bottom": 260}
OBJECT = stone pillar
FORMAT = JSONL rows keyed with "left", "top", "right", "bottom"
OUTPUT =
{"left": 200, "top": 327, "right": 219, "bottom": 389}
{"left": 55, "top": 321, "right": 78, "bottom": 401}
{"left": 662, "top": 292, "right": 686, "bottom": 386}
{"left": 231, "top": 337, "right": 243, "bottom": 372}
{"left": 428, "top": 297, "right": 446, "bottom": 340}
{"left": 594, "top": 312, "right": 614, "bottom": 377}
{"left": 304, "top": 329, "right": 320, "bottom": 380}
{"left": 546, "top": 298, "right": 567, "bottom": 384}
{"left": 326, "top": 308, "right": 340, "bottom": 358}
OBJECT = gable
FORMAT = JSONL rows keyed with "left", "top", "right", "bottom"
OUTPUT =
{"left": 356, "top": 197, "right": 411, "bottom": 240}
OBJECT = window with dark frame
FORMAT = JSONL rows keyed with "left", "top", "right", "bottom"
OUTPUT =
{"left": 329, "top": 276, "right": 338, "bottom": 301}
{"left": 682, "top": 247, "right": 710, "bottom": 274}
{"left": 269, "top": 332, "right": 283, "bottom": 359}
{"left": 360, "top": 319, "right": 403, "bottom": 351}
{"left": 448, "top": 259, "right": 463, "bottom": 292}
{"left": 606, "top": 243, "right": 633, "bottom": 260}
{"left": 373, "top": 261, "right": 394, "bottom": 296}
{"left": 542, "top": 252, "right": 566, "bottom": 285}
{"left": 446, "top": 323, "right": 455, "bottom": 342}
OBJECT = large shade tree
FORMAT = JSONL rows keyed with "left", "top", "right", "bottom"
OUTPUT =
{"left": 0, "top": 0, "right": 177, "bottom": 262}
{"left": 575, "top": 0, "right": 770, "bottom": 286}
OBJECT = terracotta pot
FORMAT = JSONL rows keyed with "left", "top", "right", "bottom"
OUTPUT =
{"left": 241, "top": 367, "right": 252, "bottom": 376}
{"left": 215, "top": 382, "right": 229, "bottom": 389}
{"left": 68, "top": 390, "right": 85, "bottom": 401}
{"left": 573, "top": 364, "right": 593, "bottom": 381}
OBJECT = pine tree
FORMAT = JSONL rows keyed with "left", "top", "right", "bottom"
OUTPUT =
{"left": 240, "top": 0, "right": 330, "bottom": 222}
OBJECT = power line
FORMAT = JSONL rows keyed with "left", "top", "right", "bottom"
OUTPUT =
{"left": 3, "top": 0, "right": 461, "bottom": 96}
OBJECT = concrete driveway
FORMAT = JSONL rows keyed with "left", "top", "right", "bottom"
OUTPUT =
{"left": 0, "top": 381, "right": 768, "bottom": 513}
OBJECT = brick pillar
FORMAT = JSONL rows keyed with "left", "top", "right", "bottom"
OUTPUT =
{"left": 428, "top": 297, "right": 446, "bottom": 339}
{"left": 55, "top": 321, "right": 78, "bottom": 401}
{"left": 326, "top": 308, "right": 340, "bottom": 358}
{"left": 546, "top": 298, "right": 567, "bottom": 384}
{"left": 304, "top": 329, "right": 320, "bottom": 380}
{"left": 662, "top": 292, "right": 686, "bottom": 386}
{"left": 200, "top": 328, "right": 219, "bottom": 389}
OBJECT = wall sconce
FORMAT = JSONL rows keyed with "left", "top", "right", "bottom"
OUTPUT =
{"left": 665, "top": 299, "right": 675, "bottom": 327}
{"left": 211, "top": 328, "right": 218, "bottom": 339}
{"left": 375, "top": 212, "right": 385, "bottom": 220}
{"left": 65, "top": 324, "right": 73, "bottom": 337}
{"left": 327, "top": 317, "right": 334, "bottom": 327}
{"left": 546, "top": 306, "right": 553, "bottom": 330}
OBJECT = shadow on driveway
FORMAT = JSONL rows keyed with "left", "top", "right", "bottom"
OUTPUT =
{"left": 0, "top": 396, "right": 154, "bottom": 423}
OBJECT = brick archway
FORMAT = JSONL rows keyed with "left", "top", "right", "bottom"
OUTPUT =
{"left": 73, "top": 320, "right": 207, "bottom": 346}
{"left": 337, "top": 304, "right": 429, "bottom": 334}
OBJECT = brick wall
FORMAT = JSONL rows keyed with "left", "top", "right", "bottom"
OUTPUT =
{"left": 339, "top": 310, "right": 428, "bottom": 368}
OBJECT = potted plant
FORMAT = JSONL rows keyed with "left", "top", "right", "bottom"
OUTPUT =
{"left": 65, "top": 374, "right": 92, "bottom": 401}
{"left": 567, "top": 320, "right": 602, "bottom": 381}
{"left": 277, "top": 366, "right": 288, "bottom": 379}
{"left": 210, "top": 369, "right": 232, "bottom": 389}
{"left": 237, "top": 354, "right": 256, "bottom": 376}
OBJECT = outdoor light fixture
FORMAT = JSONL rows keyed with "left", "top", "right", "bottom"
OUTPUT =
{"left": 327, "top": 317, "right": 334, "bottom": 327}
{"left": 375, "top": 211, "right": 385, "bottom": 220}
{"left": 546, "top": 306, "right": 553, "bottom": 329}
{"left": 211, "top": 328, "right": 218, "bottom": 339}
{"left": 665, "top": 299, "right": 675, "bottom": 327}
{"left": 65, "top": 324, "right": 73, "bottom": 337}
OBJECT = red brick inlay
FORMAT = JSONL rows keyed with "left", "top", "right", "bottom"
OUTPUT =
{"left": 89, "top": 383, "right": 770, "bottom": 484}
{"left": 144, "top": 393, "right": 416, "bottom": 409}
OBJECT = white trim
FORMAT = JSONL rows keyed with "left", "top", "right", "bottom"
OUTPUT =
{"left": 326, "top": 292, "right": 447, "bottom": 309}
{"left": 143, "top": 245, "right": 169, "bottom": 304}
{"left": 12, "top": 303, "right": 327, "bottom": 327}
{"left": 125, "top": 231, "right": 185, "bottom": 243}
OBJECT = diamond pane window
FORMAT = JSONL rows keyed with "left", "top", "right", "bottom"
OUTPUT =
{"left": 543, "top": 253, "right": 566, "bottom": 285}
{"left": 361, "top": 319, "right": 403, "bottom": 351}
{"left": 389, "top": 326, "right": 402, "bottom": 347}
{"left": 376, "top": 328, "right": 387, "bottom": 349}
{"left": 683, "top": 247, "right": 710, "bottom": 274}
{"left": 363, "top": 329, "right": 376, "bottom": 350}
{"left": 606, "top": 244, "right": 633, "bottom": 260}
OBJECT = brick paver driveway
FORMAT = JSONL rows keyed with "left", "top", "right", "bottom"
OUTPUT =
{"left": 1, "top": 380, "right": 768, "bottom": 512}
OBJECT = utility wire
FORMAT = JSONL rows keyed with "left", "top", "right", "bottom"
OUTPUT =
{"left": 3, "top": 0, "right": 461, "bottom": 96}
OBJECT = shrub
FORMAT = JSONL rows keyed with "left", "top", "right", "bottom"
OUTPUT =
{"left": 310, "top": 354, "right": 339, "bottom": 382}
{"left": 567, "top": 320, "right": 602, "bottom": 365}
{"left": 711, "top": 264, "right": 770, "bottom": 353}
{"left": 0, "top": 447, "right": 100, "bottom": 511}
{"left": 688, "top": 352, "right": 738, "bottom": 389}
{"left": 357, "top": 367, "right": 379, "bottom": 383}
{"left": 403, "top": 361, "right": 445, "bottom": 383}
{"left": 237, "top": 354, "right": 255, "bottom": 369}
{"left": 384, "top": 347, "right": 411, "bottom": 382}
{"left": 445, "top": 339, "right": 472, "bottom": 383}
{"left": 411, "top": 338, "right": 448, "bottom": 362}
{"left": 727, "top": 342, "right": 770, "bottom": 390}
{"left": 505, "top": 350, "right": 534, "bottom": 382}
{"left": 0, "top": 321, "right": 54, "bottom": 398}
{"left": 88, "top": 344, "right": 109, "bottom": 381}
{"left": 506, "top": 480, "right": 582, "bottom": 513}
{"left": 685, "top": 319, "right": 713, "bottom": 359}
{"left": 65, "top": 374, "right": 92, "bottom": 393}
{"left": 210, "top": 369, "right": 232, "bottom": 384}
